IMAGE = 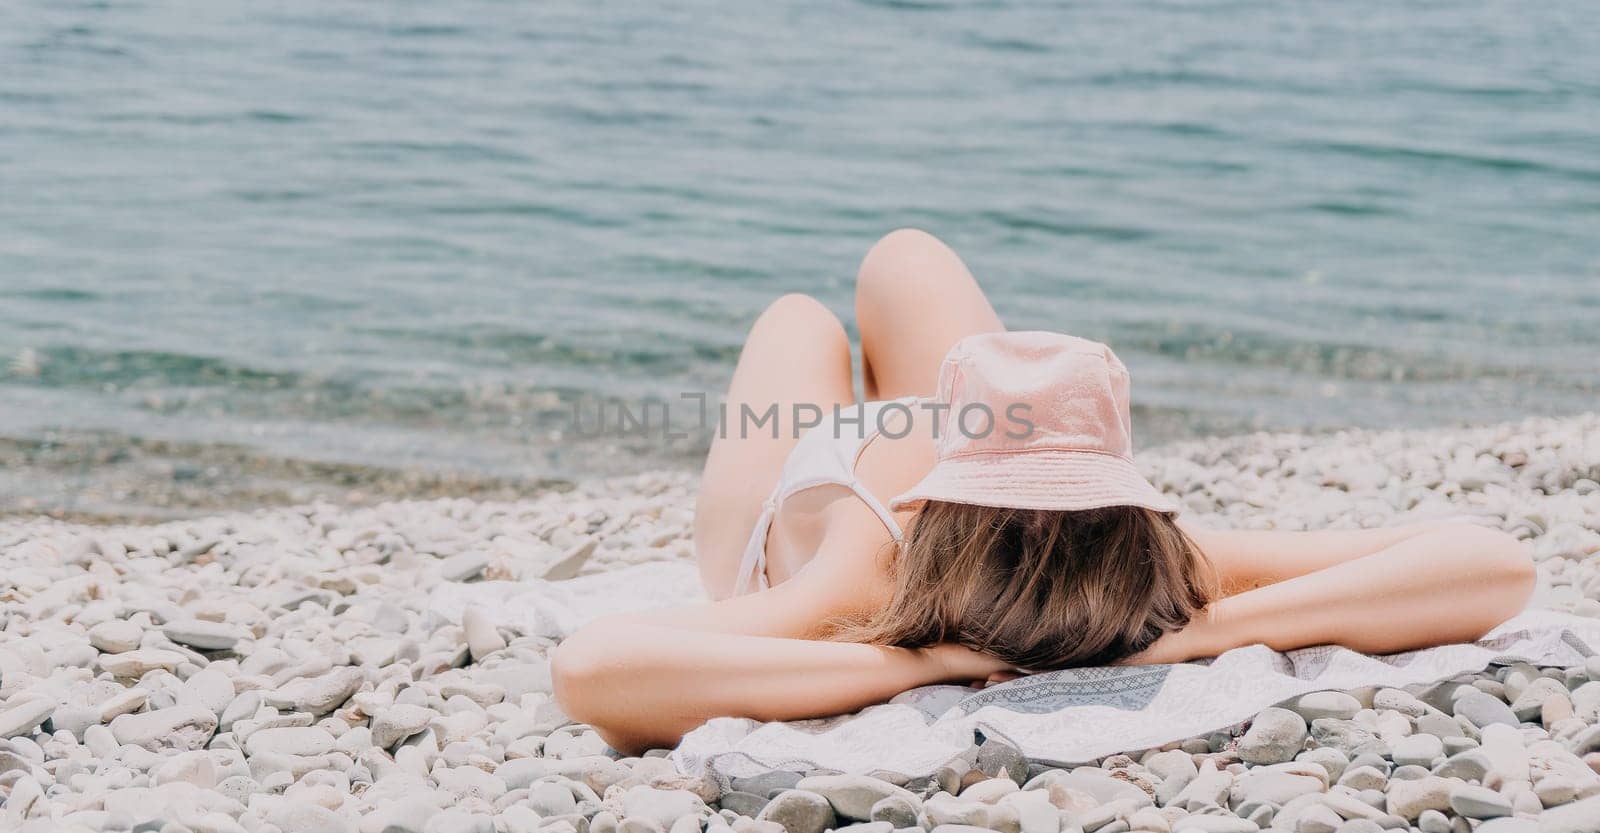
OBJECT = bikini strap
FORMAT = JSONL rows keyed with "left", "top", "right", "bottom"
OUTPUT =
{"left": 846, "top": 396, "right": 918, "bottom": 542}
{"left": 847, "top": 478, "right": 905, "bottom": 542}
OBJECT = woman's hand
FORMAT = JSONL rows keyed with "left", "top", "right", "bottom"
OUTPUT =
{"left": 922, "top": 642, "right": 1016, "bottom": 684}
{"left": 981, "top": 669, "right": 1025, "bottom": 687}
{"left": 1120, "top": 605, "right": 1224, "bottom": 666}
{"left": 1120, "top": 626, "right": 1203, "bottom": 666}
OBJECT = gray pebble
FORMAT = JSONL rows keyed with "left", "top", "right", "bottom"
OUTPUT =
{"left": 1415, "top": 809, "right": 1452, "bottom": 833}
{"left": 796, "top": 775, "right": 921, "bottom": 822}
{"left": 0, "top": 699, "right": 55, "bottom": 739}
{"left": 528, "top": 780, "right": 580, "bottom": 816}
{"left": 1229, "top": 768, "right": 1322, "bottom": 809}
{"left": 109, "top": 705, "right": 217, "bottom": 752}
{"left": 721, "top": 791, "right": 771, "bottom": 817}
{"left": 756, "top": 789, "right": 835, "bottom": 833}
{"left": 87, "top": 620, "right": 144, "bottom": 654}
{"left": 268, "top": 667, "right": 363, "bottom": 715}
{"left": 1309, "top": 720, "right": 1387, "bottom": 758}
{"left": 1371, "top": 689, "right": 1429, "bottom": 718}
{"left": 178, "top": 668, "right": 236, "bottom": 715}
{"left": 1431, "top": 748, "right": 1491, "bottom": 781}
{"left": 371, "top": 704, "right": 437, "bottom": 749}
{"left": 976, "top": 738, "right": 1028, "bottom": 784}
{"left": 1336, "top": 766, "right": 1386, "bottom": 792}
{"left": 617, "top": 787, "right": 712, "bottom": 831}
{"left": 869, "top": 796, "right": 920, "bottom": 829}
{"left": 1295, "top": 804, "right": 1343, "bottom": 833}
{"left": 161, "top": 619, "right": 248, "bottom": 651}
{"left": 1389, "top": 734, "right": 1443, "bottom": 768}
{"left": 1238, "top": 708, "right": 1308, "bottom": 765}
{"left": 1384, "top": 776, "right": 1453, "bottom": 821}
{"left": 1291, "top": 692, "right": 1363, "bottom": 722}
{"left": 1447, "top": 784, "right": 1513, "bottom": 819}
{"left": 732, "top": 771, "right": 804, "bottom": 798}
{"left": 1453, "top": 691, "right": 1519, "bottom": 729}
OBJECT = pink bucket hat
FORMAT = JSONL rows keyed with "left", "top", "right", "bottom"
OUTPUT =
{"left": 891, "top": 331, "right": 1178, "bottom": 514}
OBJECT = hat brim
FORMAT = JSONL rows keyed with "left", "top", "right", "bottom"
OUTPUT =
{"left": 889, "top": 449, "right": 1180, "bottom": 514}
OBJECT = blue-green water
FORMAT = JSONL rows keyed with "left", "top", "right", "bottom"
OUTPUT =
{"left": 2, "top": 1, "right": 1597, "bottom": 517}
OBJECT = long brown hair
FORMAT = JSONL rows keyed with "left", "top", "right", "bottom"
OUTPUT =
{"left": 836, "top": 501, "right": 1215, "bottom": 669}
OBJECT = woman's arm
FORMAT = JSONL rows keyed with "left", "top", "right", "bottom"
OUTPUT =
{"left": 1132, "top": 522, "right": 1535, "bottom": 663}
{"left": 1181, "top": 519, "right": 1463, "bottom": 594}
{"left": 550, "top": 533, "right": 1006, "bottom": 753}
{"left": 552, "top": 619, "right": 1001, "bottom": 753}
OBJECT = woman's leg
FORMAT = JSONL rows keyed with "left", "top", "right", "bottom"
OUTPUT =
{"left": 855, "top": 229, "right": 1004, "bottom": 400}
{"left": 694, "top": 294, "right": 855, "bottom": 600}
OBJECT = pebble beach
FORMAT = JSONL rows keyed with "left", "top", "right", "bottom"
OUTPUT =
{"left": 3, "top": 412, "right": 1600, "bottom": 833}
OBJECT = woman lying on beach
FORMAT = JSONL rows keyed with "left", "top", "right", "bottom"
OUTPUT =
{"left": 552, "top": 229, "right": 1535, "bottom": 753}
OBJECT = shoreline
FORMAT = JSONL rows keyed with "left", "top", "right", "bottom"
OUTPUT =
{"left": 5, "top": 408, "right": 1596, "bottom": 528}
{"left": 1, "top": 411, "right": 1598, "bottom": 831}
{"left": 5, "top": 410, "right": 1596, "bottom": 536}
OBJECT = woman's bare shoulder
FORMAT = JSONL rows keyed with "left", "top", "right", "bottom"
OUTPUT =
{"left": 854, "top": 403, "right": 938, "bottom": 524}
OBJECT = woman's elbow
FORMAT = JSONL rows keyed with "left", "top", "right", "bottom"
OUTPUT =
{"left": 551, "top": 626, "right": 620, "bottom": 728}
{"left": 1491, "top": 528, "right": 1536, "bottom": 609}
{"left": 1470, "top": 523, "right": 1533, "bottom": 591}
{"left": 1446, "top": 522, "right": 1535, "bottom": 618}
{"left": 550, "top": 624, "right": 662, "bottom": 754}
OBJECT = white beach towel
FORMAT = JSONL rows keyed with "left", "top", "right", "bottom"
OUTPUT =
{"left": 426, "top": 560, "right": 707, "bottom": 639}
{"left": 427, "top": 562, "right": 1600, "bottom": 782}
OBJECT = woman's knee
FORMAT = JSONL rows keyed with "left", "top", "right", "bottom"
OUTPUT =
{"left": 750, "top": 293, "right": 847, "bottom": 344}
{"left": 856, "top": 228, "right": 959, "bottom": 307}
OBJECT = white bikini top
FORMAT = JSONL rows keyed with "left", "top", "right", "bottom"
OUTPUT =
{"left": 731, "top": 397, "right": 919, "bottom": 596}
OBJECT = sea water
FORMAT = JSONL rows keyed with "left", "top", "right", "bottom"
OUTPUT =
{"left": 2, "top": 0, "right": 1596, "bottom": 516}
